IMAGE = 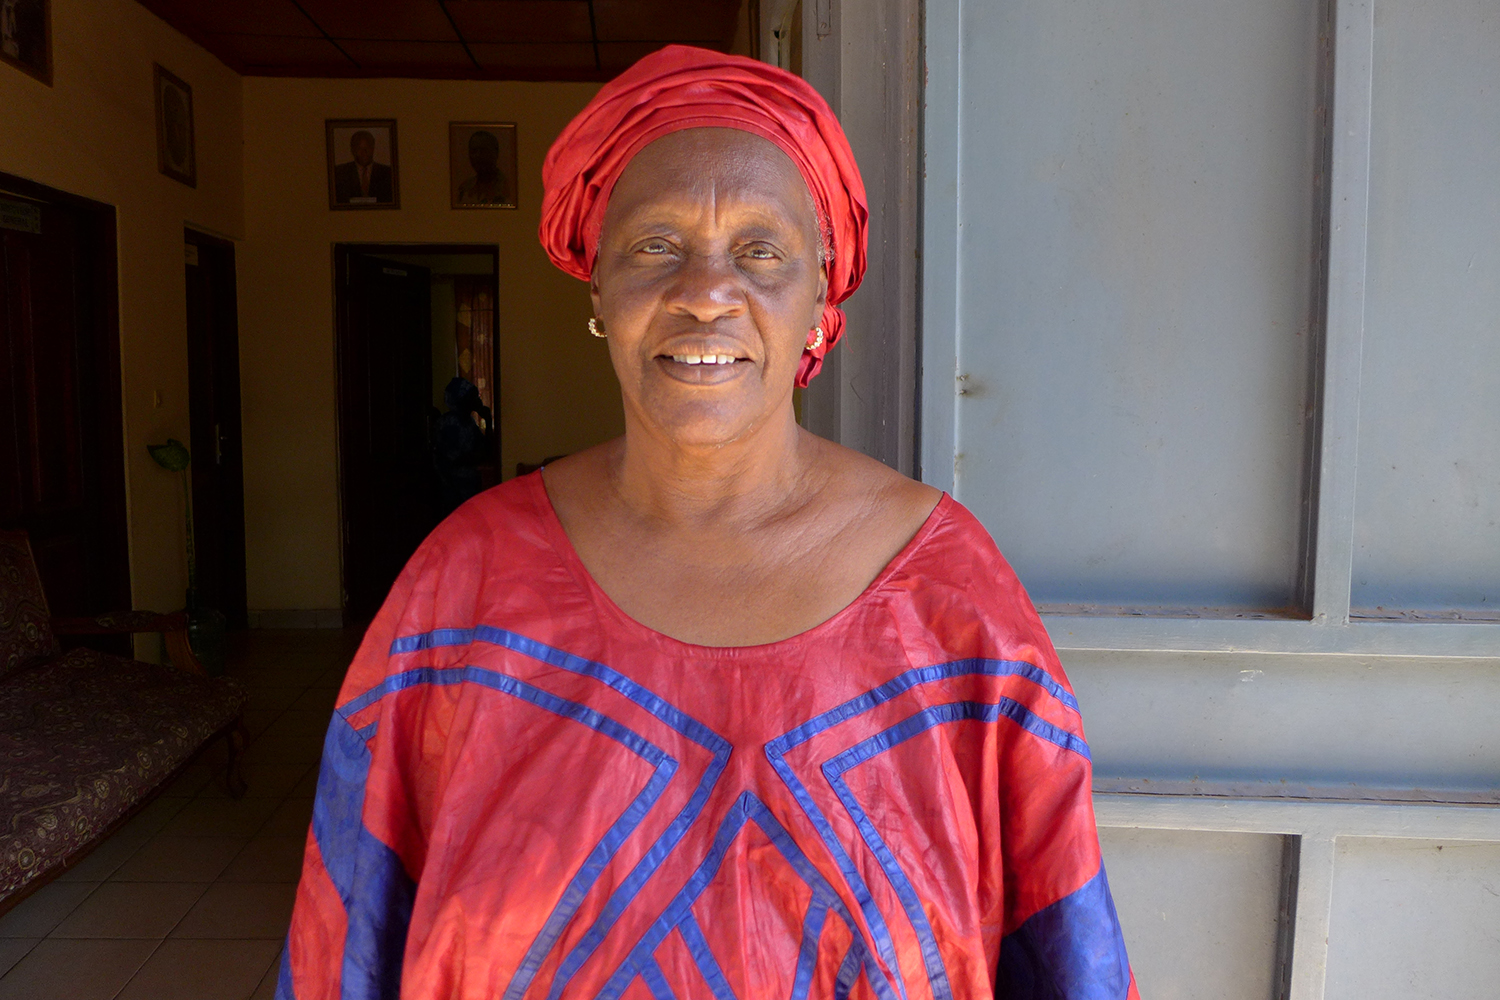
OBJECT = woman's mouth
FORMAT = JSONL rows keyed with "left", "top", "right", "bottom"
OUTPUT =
{"left": 668, "top": 354, "right": 740, "bottom": 365}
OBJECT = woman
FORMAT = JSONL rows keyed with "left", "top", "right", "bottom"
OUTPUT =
{"left": 281, "top": 46, "right": 1136, "bottom": 1000}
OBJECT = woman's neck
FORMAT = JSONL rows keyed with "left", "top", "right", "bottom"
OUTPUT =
{"left": 607, "top": 405, "right": 820, "bottom": 528}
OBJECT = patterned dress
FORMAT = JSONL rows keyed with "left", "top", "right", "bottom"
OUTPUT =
{"left": 279, "top": 473, "right": 1137, "bottom": 1000}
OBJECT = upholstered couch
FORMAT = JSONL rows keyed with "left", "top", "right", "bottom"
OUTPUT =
{"left": 0, "top": 530, "right": 248, "bottom": 912}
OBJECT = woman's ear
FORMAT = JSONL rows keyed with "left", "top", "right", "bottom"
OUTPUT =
{"left": 589, "top": 261, "right": 603, "bottom": 314}
{"left": 814, "top": 263, "right": 829, "bottom": 318}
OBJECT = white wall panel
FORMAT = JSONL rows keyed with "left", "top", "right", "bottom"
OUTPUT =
{"left": 944, "top": 0, "right": 1324, "bottom": 610}
{"left": 1351, "top": 0, "right": 1500, "bottom": 617}
{"left": 1098, "top": 828, "right": 1287, "bottom": 999}
{"left": 1324, "top": 837, "right": 1500, "bottom": 999}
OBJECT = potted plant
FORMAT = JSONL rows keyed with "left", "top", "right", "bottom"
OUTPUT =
{"left": 147, "top": 439, "right": 226, "bottom": 674}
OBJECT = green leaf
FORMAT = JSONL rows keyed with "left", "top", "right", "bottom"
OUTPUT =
{"left": 147, "top": 439, "right": 191, "bottom": 471}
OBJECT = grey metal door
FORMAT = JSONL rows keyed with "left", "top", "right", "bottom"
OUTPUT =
{"left": 920, "top": 0, "right": 1500, "bottom": 996}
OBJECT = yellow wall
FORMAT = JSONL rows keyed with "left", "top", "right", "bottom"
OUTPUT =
{"left": 239, "top": 78, "right": 622, "bottom": 614}
{"left": 0, "top": 0, "right": 243, "bottom": 617}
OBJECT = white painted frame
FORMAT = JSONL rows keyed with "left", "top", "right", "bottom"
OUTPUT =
{"left": 1098, "top": 794, "right": 1500, "bottom": 1000}
{"left": 919, "top": 0, "right": 1500, "bottom": 661}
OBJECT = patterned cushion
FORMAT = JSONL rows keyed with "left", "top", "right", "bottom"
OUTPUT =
{"left": 0, "top": 647, "right": 247, "bottom": 900}
{"left": 0, "top": 531, "right": 58, "bottom": 680}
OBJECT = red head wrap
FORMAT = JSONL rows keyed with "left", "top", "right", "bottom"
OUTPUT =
{"left": 540, "top": 45, "right": 868, "bottom": 386}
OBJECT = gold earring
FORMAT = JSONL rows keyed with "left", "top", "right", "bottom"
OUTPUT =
{"left": 588, "top": 317, "right": 606, "bottom": 338}
{"left": 806, "top": 326, "right": 824, "bottom": 351}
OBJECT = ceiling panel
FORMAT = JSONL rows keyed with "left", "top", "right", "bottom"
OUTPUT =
{"left": 297, "top": 0, "right": 459, "bottom": 41}
{"left": 207, "top": 33, "right": 355, "bottom": 73}
{"left": 136, "top": 0, "right": 746, "bottom": 80}
{"left": 598, "top": 40, "right": 700, "bottom": 72}
{"left": 592, "top": 0, "right": 740, "bottom": 43}
{"left": 137, "top": 0, "right": 321, "bottom": 38}
{"left": 338, "top": 40, "right": 478, "bottom": 74}
{"left": 446, "top": 1, "right": 594, "bottom": 44}
{"left": 468, "top": 42, "right": 599, "bottom": 72}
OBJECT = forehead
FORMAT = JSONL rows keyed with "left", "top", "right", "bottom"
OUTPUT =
{"left": 605, "top": 128, "right": 816, "bottom": 231}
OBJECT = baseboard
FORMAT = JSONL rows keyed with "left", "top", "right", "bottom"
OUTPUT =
{"left": 247, "top": 608, "right": 345, "bottom": 629}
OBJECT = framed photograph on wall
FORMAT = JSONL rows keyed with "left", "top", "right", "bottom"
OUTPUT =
{"left": 449, "top": 122, "right": 517, "bottom": 209}
{"left": 154, "top": 63, "right": 196, "bottom": 187}
{"left": 327, "top": 119, "right": 400, "bottom": 210}
{"left": 1, "top": 0, "right": 52, "bottom": 86}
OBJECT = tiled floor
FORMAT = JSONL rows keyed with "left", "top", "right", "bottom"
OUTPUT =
{"left": 0, "top": 628, "right": 362, "bottom": 1000}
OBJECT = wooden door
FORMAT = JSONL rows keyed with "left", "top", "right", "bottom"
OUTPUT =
{"left": 335, "top": 248, "right": 435, "bottom": 621}
{"left": 184, "top": 228, "right": 248, "bottom": 629}
{"left": 0, "top": 174, "right": 128, "bottom": 619}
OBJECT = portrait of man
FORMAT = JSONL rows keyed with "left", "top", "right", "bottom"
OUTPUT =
{"left": 326, "top": 119, "right": 399, "bottom": 210}
{"left": 0, "top": 0, "right": 50, "bottom": 85}
{"left": 154, "top": 63, "right": 195, "bottom": 187}
{"left": 449, "top": 122, "right": 517, "bottom": 210}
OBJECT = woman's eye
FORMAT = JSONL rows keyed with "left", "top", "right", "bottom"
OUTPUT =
{"left": 640, "top": 241, "right": 671, "bottom": 254}
{"left": 743, "top": 246, "right": 777, "bottom": 260}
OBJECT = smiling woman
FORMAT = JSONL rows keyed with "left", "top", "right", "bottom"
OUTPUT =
{"left": 280, "top": 45, "right": 1137, "bottom": 1000}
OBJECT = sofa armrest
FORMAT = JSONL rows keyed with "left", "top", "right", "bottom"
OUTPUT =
{"left": 50, "top": 612, "right": 206, "bottom": 675}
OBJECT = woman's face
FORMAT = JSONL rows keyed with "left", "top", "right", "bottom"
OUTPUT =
{"left": 591, "top": 128, "right": 827, "bottom": 450}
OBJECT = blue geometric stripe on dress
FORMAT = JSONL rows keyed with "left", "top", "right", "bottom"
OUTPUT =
{"left": 376, "top": 630, "right": 733, "bottom": 1000}
{"left": 819, "top": 700, "right": 1090, "bottom": 1000}
{"left": 323, "top": 665, "right": 679, "bottom": 1000}
{"left": 996, "top": 866, "right": 1133, "bottom": 999}
{"left": 311, "top": 714, "right": 415, "bottom": 1000}
{"left": 762, "top": 658, "right": 1082, "bottom": 1000}
{"left": 602, "top": 791, "right": 898, "bottom": 1000}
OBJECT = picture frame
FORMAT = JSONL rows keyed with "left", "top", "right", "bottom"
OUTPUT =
{"left": 154, "top": 63, "right": 196, "bottom": 187}
{"left": 326, "top": 119, "right": 400, "bottom": 210}
{"left": 1, "top": 0, "right": 51, "bottom": 86}
{"left": 449, "top": 122, "right": 518, "bottom": 210}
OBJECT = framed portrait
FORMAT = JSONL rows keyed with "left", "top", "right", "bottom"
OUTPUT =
{"left": 154, "top": 64, "right": 196, "bottom": 187}
{"left": 1, "top": 0, "right": 51, "bottom": 86}
{"left": 449, "top": 122, "right": 517, "bottom": 210}
{"left": 327, "top": 119, "right": 400, "bottom": 210}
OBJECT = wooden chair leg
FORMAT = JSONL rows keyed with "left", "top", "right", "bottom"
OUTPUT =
{"left": 225, "top": 718, "right": 250, "bottom": 799}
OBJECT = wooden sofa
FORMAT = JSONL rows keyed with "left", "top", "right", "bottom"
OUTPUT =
{"left": 0, "top": 530, "right": 248, "bottom": 913}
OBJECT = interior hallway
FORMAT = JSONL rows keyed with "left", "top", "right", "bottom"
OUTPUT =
{"left": 0, "top": 628, "right": 361, "bottom": 1000}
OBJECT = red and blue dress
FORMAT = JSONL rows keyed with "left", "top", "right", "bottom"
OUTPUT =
{"left": 279, "top": 473, "right": 1137, "bottom": 999}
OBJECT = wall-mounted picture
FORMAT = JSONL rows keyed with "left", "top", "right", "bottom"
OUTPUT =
{"left": 327, "top": 119, "right": 399, "bottom": 210}
{"left": 449, "top": 122, "right": 517, "bottom": 209}
{"left": 1, "top": 0, "right": 51, "bottom": 85}
{"left": 154, "top": 64, "right": 196, "bottom": 187}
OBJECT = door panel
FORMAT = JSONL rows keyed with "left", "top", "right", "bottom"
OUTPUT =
{"left": 1324, "top": 838, "right": 1500, "bottom": 1000}
{"left": 942, "top": 0, "right": 1324, "bottom": 612}
{"left": 0, "top": 181, "right": 128, "bottom": 620}
{"left": 1351, "top": 0, "right": 1500, "bottom": 618}
{"left": 336, "top": 249, "right": 435, "bottom": 621}
{"left": 185, "top": 229, "right": 248, "bottom": 629}
{"left": 920, "top": 0, "right": 1500, "bottom": 993}
{"left": 1099, "top": 828, "right": 1289, "bottom": 1000}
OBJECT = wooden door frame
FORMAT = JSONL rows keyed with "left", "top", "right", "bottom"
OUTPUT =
{"left": 798, "top": 0, "right": 924, "bottom": 478}
{"left": 0, "top": 169, "right": 128, "bottom": 614}
{"left": 331, "top": 242, "right": 500, "bottom": 616}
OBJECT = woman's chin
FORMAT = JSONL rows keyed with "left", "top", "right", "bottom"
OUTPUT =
{"left": 633, "top": 394, "right": 786, "bottom": 452}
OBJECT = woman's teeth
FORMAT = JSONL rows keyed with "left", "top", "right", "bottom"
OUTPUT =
{"left": 671, "top": 354, "right": 737, "bottom": 365}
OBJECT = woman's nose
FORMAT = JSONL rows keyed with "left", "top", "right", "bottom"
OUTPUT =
{"left": 663, "top": 252, "right": 745, "bottom": 322}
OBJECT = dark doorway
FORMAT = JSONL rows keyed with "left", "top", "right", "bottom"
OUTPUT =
{"left": 184, "top": 229, "right": 248, "bottom": 630}
{"left": 0, "top": 172, "right": 129, "bottom": 621}
{"left": 335, "top": 244, "right": 498, "bottom": 621}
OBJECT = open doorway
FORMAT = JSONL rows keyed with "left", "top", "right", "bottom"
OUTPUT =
{"left": 0, "top": 171, "right": 130, "bottom": 627}
{"left": 333, "top": 243, "right": 499, "bottom": 622}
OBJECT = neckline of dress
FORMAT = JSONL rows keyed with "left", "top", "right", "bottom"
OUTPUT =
{"left": 527, "top": 471, "right": 954, "bottom": 656}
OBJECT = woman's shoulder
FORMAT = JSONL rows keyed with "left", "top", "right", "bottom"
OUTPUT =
{"left": 810, "top": 436, "right": 944, "bottom": 545}
{"left": 873, "top": 488, "right": 1058, "bottom": 659}
{"left": 407, "top": 473, "right": 561, "bottom": 585}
